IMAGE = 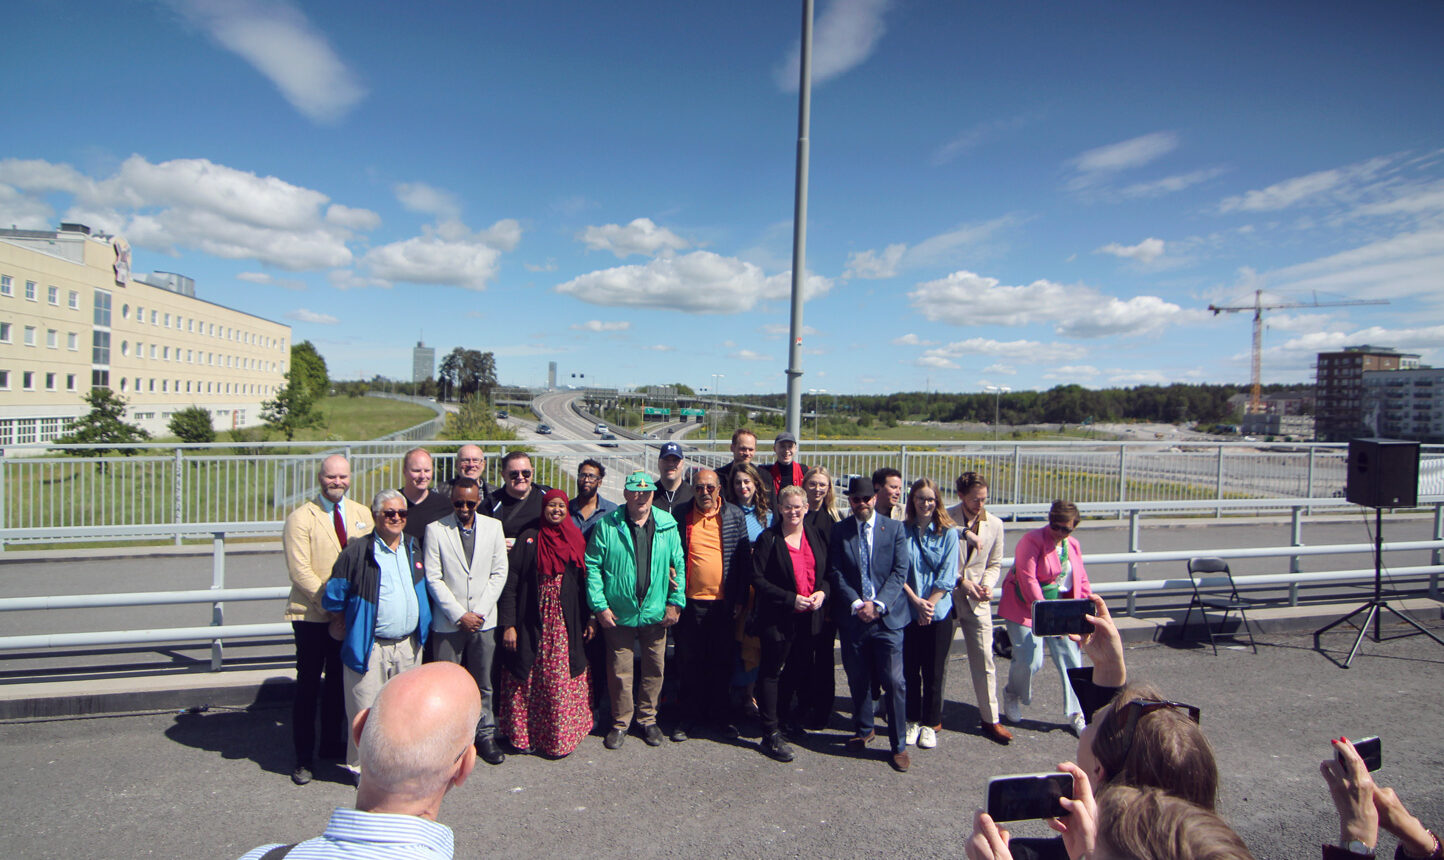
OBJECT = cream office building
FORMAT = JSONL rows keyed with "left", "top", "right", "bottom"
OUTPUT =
{"left": 0, "top": 223, "right": 291, "bottom": 445}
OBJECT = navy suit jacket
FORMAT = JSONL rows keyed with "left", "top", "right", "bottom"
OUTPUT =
{"left": 828, "top": 513, "right": 910, "bottom": 631}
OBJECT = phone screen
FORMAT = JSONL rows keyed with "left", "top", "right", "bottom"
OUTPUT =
{"left": 1340, "top": 736, "right": 1382, "bottom": 772}
{"left": 1032, "top": 598, "right": 1094, "bottom": 637}
{"left": 986, "top": 773, "right": 1074, "bottom": 821}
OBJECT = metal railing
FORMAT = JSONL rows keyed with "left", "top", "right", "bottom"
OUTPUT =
{"left": 0, "top": 498, "right": 1440, "bottom": 672}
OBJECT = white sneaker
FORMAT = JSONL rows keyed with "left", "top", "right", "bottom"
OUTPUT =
{"left": 904, "top": 721, "right": 920, "bottom": 746}
{"left": 1070, "top": 713, "right": 1087, "bottom": 737}
{"left": 1002, "top": 689, "right": 1022, "bottom": 724}
{"left": 918, "top": 726, "right": 937, "bottom": 749}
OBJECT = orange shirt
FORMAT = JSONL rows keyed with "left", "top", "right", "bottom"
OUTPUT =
{"left": 685, "top": 505, "right": 724, "bottom": 600}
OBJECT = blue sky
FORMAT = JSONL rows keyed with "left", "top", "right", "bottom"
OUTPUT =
{"left": 5, "top": 0, "right": 1443, "bottom": 396}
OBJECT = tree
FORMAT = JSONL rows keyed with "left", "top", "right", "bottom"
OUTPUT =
{"left": 261, "top": 373, "right": 324, "bottom": 440}
{"left": 57, "top": 388, "right": 150, "bottom": 465}
{"left": 290, "top": 340, "right": 330, "bottom": 401}
{"left": 168, "top": 406, "right": 216, "bottom": 443}
{"left": 438, "top": 348, "right": 498, "bottom": 401}
{"left": 442, "top": 394, "right": 517, "bottom": 441}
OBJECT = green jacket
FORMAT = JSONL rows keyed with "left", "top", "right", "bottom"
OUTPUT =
{"left": 584, "top": 505, "right": 685, "bottom": 626}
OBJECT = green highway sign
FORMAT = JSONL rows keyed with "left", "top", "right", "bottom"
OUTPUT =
{"left": 679, "top": 408, "right": 705, "bottom": 416}
{"left": 643, "top": 407, "right": 672, "bottom": 416}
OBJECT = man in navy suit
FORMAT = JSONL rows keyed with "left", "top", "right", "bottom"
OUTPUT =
{"left": 828, "top": 475, "right": 912, "bottom": 772}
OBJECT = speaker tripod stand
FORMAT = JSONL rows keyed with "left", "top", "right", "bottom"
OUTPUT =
{"left": 1313, "top": 506, "right": 1444, "bottom": 668}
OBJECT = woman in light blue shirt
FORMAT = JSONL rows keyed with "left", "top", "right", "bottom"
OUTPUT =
{"left": 901, "top": 477, "right": 960, "bottom": 750}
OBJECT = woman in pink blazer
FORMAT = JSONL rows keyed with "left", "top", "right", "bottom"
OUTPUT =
{"left": 997, "top": 499, "right": 1091, "bottom": 736}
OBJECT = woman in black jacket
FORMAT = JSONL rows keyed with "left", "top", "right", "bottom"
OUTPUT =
{"left": 497, "top": 489, "right": 594, "bottom": 757}
{"left": 750, "top": 485, "right": 830, "bottom": 762}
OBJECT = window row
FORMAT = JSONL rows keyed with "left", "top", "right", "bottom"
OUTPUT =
{"left": 0, "top": 416, "right": 74, "bottom": 445}
{"left": 117, "top": 300, "right": 282, "bottom": 350}
{"left": 0, "top": 276, "right": 81, "bottom": 310}
{"left": 0, "top": 369, "right": 79, "bottom": 392}
{"left": 114, "top": 340, "right": 279, "bottom": 371}
{"left": 114, "top": 377, "right": 279, "bottom": 397}
{"left": 1, "top": 322, "right": 82, "bottom": 351}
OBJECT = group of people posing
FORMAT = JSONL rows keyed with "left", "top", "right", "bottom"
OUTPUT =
{"left": 282, "top": 427, "right": 1103, "bottom": 784}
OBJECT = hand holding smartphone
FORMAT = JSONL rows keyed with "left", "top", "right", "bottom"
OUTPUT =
{"left": 1338, "top": 736, "right": 1382, "bottom": 772}
{"left": 986, "top": 772, "right": 1075, "bottom": 822}
{"left": 1032, "top": 598, "right": 1094, "bottom": 637}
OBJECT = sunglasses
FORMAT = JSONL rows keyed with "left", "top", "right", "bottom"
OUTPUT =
{"left": 452, "top": 500, "right": 479, "bottom": 509}
{"left": 1112, "top": 699, "right": 1202, "bottom": 763}
{"left": 695, "top": 484, "right": 720, "bottom": 493}
{"left": 507, "top": 470, "right": 533, "bottom": 479}
{"left": 379, "top": 509, "right": 408, "bottom": 520}
{"left": 1049, "top": 522, "right": 1074, "bottom": 535}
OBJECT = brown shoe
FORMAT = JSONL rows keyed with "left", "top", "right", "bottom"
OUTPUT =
{"left": 846, "top": 731, "right": 876, "bottom": 750}
{"left": 982, "top": 722, "right": 1013, "bottom": 745}
{"left": 890, "top": 751, "right": 911, "bottom": 772}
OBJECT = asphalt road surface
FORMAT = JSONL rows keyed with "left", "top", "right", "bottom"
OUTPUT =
{"left": 1, "top": 618, "right": 1441, "bottom": 859}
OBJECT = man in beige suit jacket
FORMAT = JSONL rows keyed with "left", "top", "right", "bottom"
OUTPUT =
{"left": 947, "top": 471, "right": 1012, "bottom": 745}
{"left": 283, "top": 454, "right": 375, "bottom": 784}
{"left": 425, "top": 476, "right": 510, "bottom": 765}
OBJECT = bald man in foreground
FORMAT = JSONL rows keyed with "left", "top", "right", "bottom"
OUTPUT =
{"left": 238, "top": 663, "right": 482, "bottom": 859}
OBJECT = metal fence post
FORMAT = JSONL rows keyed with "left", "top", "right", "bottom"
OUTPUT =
{"left": 174, "top": 447, "right": 184, "bottom": 545}
{"left": 1117, "top": 446, "right": 1127, "bottom": 520}
{"left": 900, "top": 445, "right": 910, "bottom": 483}
{"left": 0, "top": 458, "right": 6, "bottom": 552}
{"left": 1215, "top": 445, "right": 1225, "bottom": 519}
{"left": 1011, "top": 445, "right": 1022, "bottom": 509}
{"left": 1126, "top": 508, "right": 1141, "bottom": 617}
{"left": 1289, "top": 506, "right": 1304, "bottom": 606}
{"left": 1306, "top": 447, "right": 1316, "bottom": 514}
{"left": 1433, "top": 502, "right": 1442, "bottom": 600}
{"left": 211, "top": 531, "right": 225, "bottom": 671}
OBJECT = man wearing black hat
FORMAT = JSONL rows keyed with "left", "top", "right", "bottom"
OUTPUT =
{"left": 652, "top": 441, "right": 694, "bottom": 514}
{"left": 764, "top": 431, "right": 809, "bottom": 502}
{"left": 828, "top": 476, "right": 912, "bottom": 772}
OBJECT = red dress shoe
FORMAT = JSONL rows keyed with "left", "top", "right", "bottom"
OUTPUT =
{"left": 982, "top": 722, "right": 1013, "bottom": 744}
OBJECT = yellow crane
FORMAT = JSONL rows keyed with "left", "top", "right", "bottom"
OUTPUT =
{"left": 1208, "top": 289, "right": 1388, "bottom": 414}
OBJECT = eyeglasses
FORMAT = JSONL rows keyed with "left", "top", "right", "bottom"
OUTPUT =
{"left": 1049, "top": 523, "right": 1074, "bottom": 535}
{"left": 1112, "top": 699, "right": 1201, "bottom": 763}
{"left": 457, "top": 458, "right": 483, "bottom": 465}
{"left": 507, "top": 470, "right": 533, "bottom": 479}
{"left": 578, "top": 473, "right": 601, "bottom": 482}
{"left": 379, "top": 509, "right": 408, "bottom": 520}
{"left": 695, "top": 484, "right": 719, "bottom": 493}
{"left": 452, "top": 500, "right": 479, "bottom": 509}
{"left": 848, "top": 495, "right": 873, "bottom": 504}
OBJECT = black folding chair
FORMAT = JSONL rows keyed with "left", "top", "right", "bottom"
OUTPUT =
{"left": 1181, "top": 557, "right": 1258, "bottom": 654}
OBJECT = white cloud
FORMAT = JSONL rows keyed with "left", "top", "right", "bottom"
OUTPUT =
{"left": 1120, "top": 167, "right": 1229, "bottom": 198}
{"left": 524, "top": 260, "right": 558, "bottom": 272}
{"left": 775, "top": 0, "right": 891, "bottom": 90}
{"left": 571, "top": 320, "right": 632, "bottom": 332}
{"left": 731, "top": 349, "right": 773, "bottom": 361}
{"left": 236, "top": 271, "right": 304, "bottom": 290}
{"left": 915, "top": 354, "right": 958, "bottom": 369}
{"left": 892, "top": 333, "right": 935, "bottom": 346}
{"left": 578, "top": 217, "right": 690, "bottom": 258}
{"left": 167, "top": 0, "right": 365, "bottom": 123}
{"left": 1266, "top": 227, "right": 1444, "bottom": 303}
{"left": 0, "top": 181, "right": 56, "bottom": 228}
{"left": 554, "top": 250, "right": 833, "bottom": 314}
{"left": 395, "top": 182, "right": 461, "bottom": 221}
{"left": 285, "top": 308, "right": 338, "bottom": 324}
{"left": 1067, "top": 132, "right": 1179, "bottom": 189}
{"left": 325, "top": 203, "right": 380, "bottom": 230}
{"left": 844, "top": 216, "right": 1016, "bottom": 279}
{"left": 0, "top": 155, "right": 367, "bottom": 270}
{"left": 982, "top": 363, "right": 1018, "bottom": 376}
{"left": 919, "top": 337, "right": 1076, "bottom": 367}
{"left": 931, "top": 114, "right": 1040, "bottom": 166}
{"left": 1044, "top": 365, "right": 1100, "bottom": 380}
{"left": 360, "top": 224, "right": 515, "bottom": 290}
{"left": 1096, "top": 237, "right": 1166, "bottom": 264}
{"left": 1107, "top": 369, "right": 1174, "bottom": 385}
{"left": 1218, "top": 156, "right": 1393, "bottom": 213}
{"left": 760, "top": 323, "right": 820, "bottom": 338}
{"left": 641, "top": 344, "right": 677, "bottom": 352}
{"left": 908, "top": 269, "right": 1199, "bottom": 338}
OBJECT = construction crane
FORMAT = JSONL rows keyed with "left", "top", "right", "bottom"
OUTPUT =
{"left": 1208, "top": 290, "right": 1389, "bottom": 413}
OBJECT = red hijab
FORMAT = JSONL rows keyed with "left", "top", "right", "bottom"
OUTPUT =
{"left": 536, "top": 488, "right": 586, "bottom": 577}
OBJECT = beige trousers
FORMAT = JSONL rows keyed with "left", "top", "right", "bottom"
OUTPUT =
{"left": 602, "top": 623, "right": 667, "bottom": 730}
{"left": 955, "top": 595, "right": 1001, "bottom": 724}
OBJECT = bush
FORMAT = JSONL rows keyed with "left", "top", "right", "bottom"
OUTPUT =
{"left": 168, "top": 406, "right": 216, "bottom": 443}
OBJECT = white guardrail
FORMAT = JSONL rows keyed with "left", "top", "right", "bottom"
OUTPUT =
{"left": 1, "top": 497, "right": 1441, "bottom": 670}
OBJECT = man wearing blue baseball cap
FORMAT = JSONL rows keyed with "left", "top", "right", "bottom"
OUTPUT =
{"left": 584, "top": 471, "right": 686, "bottom": 749}
{"left": 652, "top": 440, "right": 694, "bottom": 514}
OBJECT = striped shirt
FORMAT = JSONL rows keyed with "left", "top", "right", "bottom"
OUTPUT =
{"left": 237, "top": 807, "right": 454, "bottom": 859}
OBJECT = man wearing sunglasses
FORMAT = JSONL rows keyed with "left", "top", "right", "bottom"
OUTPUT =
{"left": 487, "top": 450, "right": 553, "bottom": 549}
{"left": 425, "top": 476, "right": 510, "bottom": 766}
{"left": 324, "top": 490, "right": 432, "bottom": 777}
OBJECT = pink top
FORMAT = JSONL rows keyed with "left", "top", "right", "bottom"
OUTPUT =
{"left": 997, "top": 525, "right": 1090, "bottom": 627}
{"left": 786, "top": 534, "right": 816, "bottom": 608}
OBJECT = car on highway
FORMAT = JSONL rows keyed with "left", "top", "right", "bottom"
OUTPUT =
{"left": 594, "top": 423, "right": 608, "bottom": 434}
{"left": 599, "top": 432, "right": 618, "bottom": 447}
{"left": 497, "top": 409, "right": 510, "bottom": 419}
{"left": 537, "top": 423, "right": 553, "bottom": 434}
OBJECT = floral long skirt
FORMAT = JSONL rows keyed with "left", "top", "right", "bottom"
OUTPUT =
{"left": 498, "top": 573, "right": 592, "bottom": 757}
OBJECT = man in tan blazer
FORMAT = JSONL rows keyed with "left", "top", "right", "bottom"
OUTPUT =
{"left": 947, "top": 471, "right": 1012, "bottom": 745}
{"left": 283, "top": 454, "right": 375, "bottom": 784}
{"left": 424, "top": 476, "right": 510, "bottom": 765}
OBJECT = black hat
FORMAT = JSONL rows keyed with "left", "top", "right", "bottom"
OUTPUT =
{"left": 846, "top": 476, "right": 873, "bottom": 498}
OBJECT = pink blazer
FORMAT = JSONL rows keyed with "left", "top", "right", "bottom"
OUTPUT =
{"left": 997, "top": 525, "right": 1090, "bottom": 627}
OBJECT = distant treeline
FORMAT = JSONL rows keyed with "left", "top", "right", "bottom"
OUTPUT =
{"left": 745, "top": 383, "right": 1297, "bottom": 426}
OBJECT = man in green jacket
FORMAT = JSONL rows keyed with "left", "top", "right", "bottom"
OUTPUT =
{"left": 585, "top": 471, "right": 685, "bottom": 750}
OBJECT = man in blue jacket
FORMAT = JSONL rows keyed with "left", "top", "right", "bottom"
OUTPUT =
{"left": 325, "top": 489, "right": 432, "bottom": 776}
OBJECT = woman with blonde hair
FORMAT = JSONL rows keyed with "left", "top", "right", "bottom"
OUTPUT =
{"left": 901, "top": 478, "right": 960, "bottom": 749}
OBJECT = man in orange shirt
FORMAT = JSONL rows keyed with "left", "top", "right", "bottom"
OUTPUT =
{"left": 667, "top": 468, "right": 751, "bottom": 742}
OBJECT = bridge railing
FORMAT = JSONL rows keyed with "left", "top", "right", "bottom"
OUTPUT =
{"left": 0, "top": 498, "right": 1440, "bottom": 672}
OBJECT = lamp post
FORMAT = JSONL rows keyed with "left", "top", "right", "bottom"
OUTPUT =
{"left": 808, "top": 387, "right": 827, "bottom": 439}
{"left": 709, "top": 374, "right": 724, "bottom": 440}
{"left": 984, "top": 385, "right": 1011, "bottom": 442}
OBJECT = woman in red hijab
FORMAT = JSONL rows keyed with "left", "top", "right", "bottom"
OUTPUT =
{"left": 498, "top": 488, "right": 595, "bottom": 757}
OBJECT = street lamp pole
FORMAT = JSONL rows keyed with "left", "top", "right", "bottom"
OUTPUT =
{"left": 808, "top": 387, "right": 827, "bottom": 439}
{"left": 985, "top": 385, "right": 1011, "bottom": 442}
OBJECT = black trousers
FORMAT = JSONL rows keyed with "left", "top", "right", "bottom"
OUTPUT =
{"left": 676, "top": 599, "right": 736, "bottom": 725}
{"left": 757, "top": 613, "right": 825, "bottom": 734}
{"left": 903, "top": 614, "right": 957, "bottom": 726}
{"left": 291, "top": 620, "right": 346, "bottom": 763}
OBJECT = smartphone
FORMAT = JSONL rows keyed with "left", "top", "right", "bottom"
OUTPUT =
{"left": 986, "top": 772, "right": 1074, "bottom": 822}
{"left": 1032, "top": 598, "right": 1094, "bottom": 637}
{"left": 1340, "top": 736, "right": 1382, "bottom": 772}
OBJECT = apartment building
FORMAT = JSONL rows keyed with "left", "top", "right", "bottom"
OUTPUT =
{"left": 1362, "top": 366, "right": 1444, "bottom": 443}
{"left": 1313, "top": 345, "right": 1418, "bottom": 442}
